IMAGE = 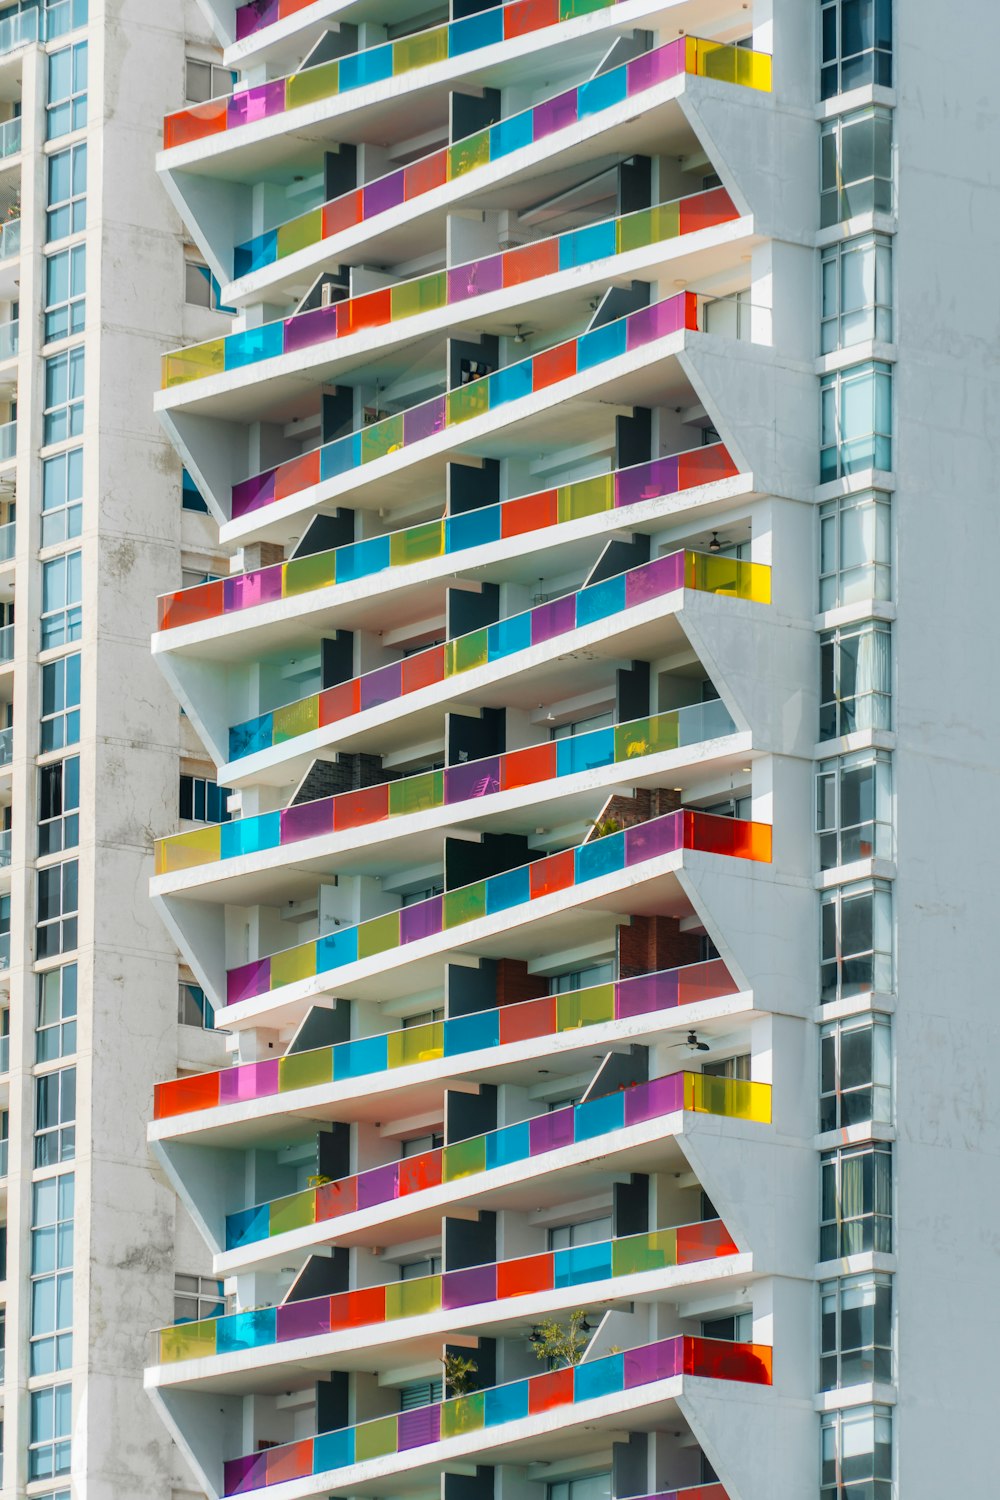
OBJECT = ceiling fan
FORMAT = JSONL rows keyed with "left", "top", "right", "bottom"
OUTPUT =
{"left": 511, "top": 323, "right": 536, "bottom": 344}
{"left": 669, "top": 1029, "right": 711, "bottom": 1053}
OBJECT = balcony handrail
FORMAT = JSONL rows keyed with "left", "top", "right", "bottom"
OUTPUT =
{"left": 0, "top": 116, "right": 20, "bottom": 160}
{"left": 0, "top": 317, "right": 18, "bottom": 362}
{"left": 0, "top": 218, "right": 20, "bottom": 262}
{"left": 0, "top": 623, "right": 12, "bottom": 662}
{"left": 0, "top": 5, "right": 37, "bottom": 56}
{"left": 0, "top": 518, "right": 13, "bottom": 562}
{"left": 0, "top": 828, "right": 10, "bottom": 867}
{"left": 0, "top": 725, "right": 11, "bottom": 765}
{"left": 0, "top": 418, "right": 15, "bottom": 463}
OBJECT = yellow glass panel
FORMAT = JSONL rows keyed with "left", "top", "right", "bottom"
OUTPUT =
{"left": 155, "top": 824, "right": 222, "bottom": 875}
{"left": 157, "top": 1319, "right": 217, "bottom": 1363}
{"left": 384, "top": 1274, "right": 442, "bottom": 1320}
{"left": 685, "top": 1072, "right": 771, "bottom": 1123}
{"left": 269, "top": 942, "right": 318, "bottom": 991}
{"left": 556, "top": 983, "right": 615, "bottom": 1031}
{"left": 440, "top": 1391, "right": 485, "bottom": 1438}
{"left": 448, "top": 129, "right": 490, "bottom": 180}
{"left": 446, "top": 380, "right": 489, "bottom": 425}
{"left": 273, "top": 695, "right": 320, "bottom": 744}
{"left": 557, "top": 474, "right": 613, "bottom": 523}
{"left": 285, "top": 59, "right": 340, "bottom": 111}
{"left": 392, "top": 26, "right": 448, "bottom": 73}
{"left": 386, "top": 1022, "right": 444, "bottom": 1068}
{"left": 354, "top": 1414, "right": 398, "bottom": 1462}
{"left": 685, "top": 552, "right": 771, "bottom": 603}
{"left": 357, "top": 912, "right": 400, "bottom": 960}
{"left": 162, "top": 340, "right": 226, "bottom": 388}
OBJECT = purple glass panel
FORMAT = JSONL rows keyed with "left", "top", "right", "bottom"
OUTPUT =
{"left": 403, "top": 395, "right": 447, "bottom": 445}
{"left": 398, "top": 1403, "right": 441, "bottom": 1451}
{"left": 234, "top": 0, "right": 278, "bottom": 41}
{"left": 616, "top": 971, "right": 678, "bottom": 1019}
{"left": 447, "top": 255, "right": 503, "bottom": 304}
{"left": 227, "top": 957, "right": 270, "bottom": 1006}
{"left": 530, "top": 593, "right": 576, "bottom": 645}
{"left": 532, "top": 88, "right": 578, "bottom": 141}
{"left": 626, "top": 296, "right": 685, "bottom": 351}
{"left": 625, "top": 39, "right": 684, "bottom": 97}
{"left": 356, "top": 1161, "right": 399, "bottom": 1211}
{"left": 624, "top": 1337, "right": 682, "bottom": 1388}
{"left": 623, "top": 1074, "right": 683, "bottom": 1126}
{"left": 231, "top": 468, "right": 276, "bottom": 520}
{"left": 400, "top": 895, "right": 443, "bottom": 945}
{"left": 219, "top": 1058, "right": 280, "bottom": 1104}
{"left": 624, "top": 552, "right": 684, "bottom": 609}
{"left": 283, "top": 303, "right": 339, "bottom": 355}
{"left": 280, "top": 798, "right": 335, "bottom": 845}
{"left": 444, "top": 757, "right": 501, "bottom": 804}
{"left": 227, "top": 79, "right": 285, "bottom": 128}
{"left": 224, "top": 1449, "right": 270, "bottom": 1495}
{"left": 276, "top": 1296, "right": 332, "bottom": 1342}
{"left": 359, "top": 660, "right": 402, "bottom": 713}
{"left": 364, "top": 169, "right": 406, "bottom": 217}
{"left": 441, "top": 1263, "right": 498, "bottom": 1310}
{"left": 529, "top": 1106, "right": 574, "bottom": 1155}
{"left": 624, "top": 812, "right": 682, "bottom": 867}
{"left": 615, "top": 456, "right": 679, "bottom": 509}
{"left": 223, "top": 564, "right": 284, "bottom": 613}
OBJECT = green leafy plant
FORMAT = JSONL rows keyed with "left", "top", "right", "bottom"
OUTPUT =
{"left": 307, "top": 1174, "right": 332, "bottom": 1188}
{"left": 529, "top": 1309, "right": 591, "bottom": 1367}
{"left": 588, "top": 814, "right": 622, "bottom": 840}
{"left": 441, "top": 1350, "right": 479, "bottom": 1397}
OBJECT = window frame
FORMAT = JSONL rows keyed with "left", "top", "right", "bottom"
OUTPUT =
{"left": 28, "top": 1381, "right": 73, "bottom": 1479}
{"left": 820, "top": 360, "right": 893, "bottom": 482}
{"left": 816, "top": 747, "right": 893, "bottom": 869}
{"left": 34, "top": 1063, "right": 77, "bottom": 1166}
{"left": 820, "top": 0, "right": 893, "bottom": 100}
{"left": 820, "top": 877, "right": 893, "bottom": 1001}
{"left": 37, "top": 962, "right": 78, "bottom": 1062}
{"left": 820, "top": 1402, "right": 892, "bottom": 1499}
{"left": 43, "top": 346, "right": 85, "bottom": 446}
{"left": 35, "top": 857, "right": 79, "bottom": 959}
{"left": 41, "top": 447, "right": 83, "bottom": 548}
{"left": 46, "top": 141, "right": 87, "bottom": 241}
{"left": 820, "top": 105, "right": 893, "bottom": 228}
{"left": 819, "top": 619, "right": 892, "bottom": 741}
{"left": 46, "top": 40, "right": 88, "bottom": 141}
{"left": 819, "top": 489, "right": 892, "bottom": 611}
{"left": 39, "top": 754, "right": 80, "bottom": 855}
{"left": 820, "top": 1272, "right": 892, "bottom": 1390}
{"left": 40, "top": 652, "right": 82, "bottom": 752}
{"left": 44, "top": 243, "right": 86, "bottom": 343}
{"left": 819, "top": 1012, "right": 892, "bottom": 1132}
{"left": 820, "top": 1141, "right": 892, "bottom": 1260}
{"left": 820, "top": 233, "right": 892, "bottom": 355}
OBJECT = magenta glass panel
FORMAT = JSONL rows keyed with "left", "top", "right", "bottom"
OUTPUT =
{"left": 624, "top": 552, "right": 684, "bottom": 608}
{"left": 444, "top": 757, "right": 501, "bottom": 804}
{"left": 231, "top": 469, "right": 276, "bottom": 520}
{"left": 625, "top": 813, "right": 682, "bottom": 867}
{"left": 219, "top": 1058, "right": 280, "bottom": 1104}
{"left": 529, "top": 1105, "right": 574, "bottom": 1155}
{"left": 403, "top": 395, "right": 447, "bottom": 445}
{"left": 279, "top": 798, "right": 335, "bottom": 845}
{"left": 530, "top": 594, "right": 576, "bottom": 645}
{"left": 224, "top": 1451, "right": 270, "bottom": 1495}
{"left": 359, "top": 660, "right": 402, "bottom": 712}
{"left": 276, "top": 1296, "right": 332, "bottom": 1342}
{"left": 626, "top": 39, "right": 683, "bottom": 96}
{"left": 624, "top": 1337, "right": 682, "bottom": 1388}
{"left": 364, "top": 169, "right": 406, "bottom": 217}
{"left": 615, "top": 456, "right": 678, "bottom": 508}
{"left": 400, "top": 895, "right": 443, "bottom": 945}
{"left": 616, "top": 971, "right": 679, "bottom": 1018}
{"left": 532, "top": 88, "right": 578, "bottom": 141}
{"left": 626, "top": 296, "right": 685, "bottom": 351}
{"left": 284, "top": 303, "right": 339, "bottom": 355}
{"left": 624, "top": 1073, "right": 683, "bottom": 1126}
{"left": 223, "top": 565, "right": 284, "bottom": 613}
{"left": 356, "top": 1161, "right": 399, "bottom": 1210}
{"left": 398, "top": 1403, "right": 441, "bottom": 1451}
{"left": 227, "top": 80, "right": 285, "bottom": 128}
{"left": 235, "top": 0, "right": 278, "bottom": 39}
{"left": 448, "top": 255, "right": 503, "bottom": 303}
{"left": 227, "top": 957, "right": 270, "bottom": 1006}
{"left": 441, "top": 1263, "right": 497, "bottom": 1310}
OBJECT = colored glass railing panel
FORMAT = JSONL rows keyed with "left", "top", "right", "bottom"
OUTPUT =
{"left": 155, "top": 1218, "right": 738, "bottom": 1362}
{"left": 156, "top": 444, "right": 739, "bottom": 631}
{"left": 224, "top": 810, "right": 771, "bottom": 1007}
{"left": 155, "top": 701, "right": 738, "bottom": 877}
{"left": 161, "top": 187, "right": 738, "bottom": 388}
{"left": 224, "top": 547, "right": 768, "bottom": 762}
{"left": 153, "top": 958, "right": 738, "bottom": 1119}
{"left": 222, "top": 1069, "right": 771, "bottom": 1251}
{"left": 226, "top": 38, "right": 769, "bottom": 276}
{"left": 221, "top": 1335, "right": 771, "bottom": 1492}
{"left": 228, "top": 292, "right": 699, "bottom": 520}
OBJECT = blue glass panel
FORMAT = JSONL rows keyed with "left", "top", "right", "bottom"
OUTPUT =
{"left": 485, "top": 1120, "right": 531, "bottom": 1169}
{"left": 574, "top": 831, "right": 626, "bottom": 884}
{"left": 489, "top": 110, "right": 533, "bottom": 160}
{"left": 445, "top": 506, "right": 502, "bottom": 553}
{"left": 484, "top": 1379, "right": 530, "bottom": 1427}
{"left": 576, "top": 318, "right": 628, "bottom": 372}
{"left": 320, "top": 433, "right": 361, "bottom": 483}
{"left": 229, "top": 713, "right": 272, "bottom": 761}
{"left": 316, "top": 927, "right": 359, "bottom": 972}
{"left": 336, "top": 535, "right": 391, "bottom": 582}
{"left": 233, "top": 230, "right": 277, "bottom": 278}
{"left": 444, "top": 1009, "right": 500, "bottom": 1057}
{"left": 577, "top": 67, "right": 628, "bottom": 119}
{"left": 225, "top": 1202, "right": 270, "bottom": 1251}
{"left": 572, "top": 1089, "right": 626, "bottom": 1141}
{"left": 556, "top": 727, "right": 615, "bottom": 776}
{"left": 313, "top": 1426, "right": 356, "bottom": 1474}
{"left": 485, "top": 864, "right": 531, "bottom": 914}
{"left": 449, "top": 7, "right": 504, "bottom": 54}
{"left": 488, "top": 360, "right": 533, "bottom": 408}
{"left": 558, "top": 221, "right": 617, "bottom": 270}
{"left": 339, "top": 44, "right": 394, "bottom": 91}
{"left": 554, "top": 1240, "right": 614, "bottom": 1288}
{"left": 487, "top": 611, "right": 532, "bottom": 660}
{"left": 333, "top": 1033, "right": 388, "bottom": 1080}
{"left": 216, "top": 1307, "right": 277, "bottom": 1353}
{"left": 221, "top": 812, "right": 281, "bottom": 859}
{"left": 224, "top": 322, "right": 284, "bottom": 370}
{"left": 574, "top": 572, "right": 626, "bottom": 627}
{"left": 573, "top": 1351, "right": 624, "bottom": 1402}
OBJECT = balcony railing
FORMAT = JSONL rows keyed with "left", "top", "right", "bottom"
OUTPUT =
{"left": 0, "top": 117, "right": 18, "bottom": 161}
{"left": 164, "top": 185, "right": 739, "bottom": 389}
{"left": 231, "top": 38, "right": 770, "bottom": 277}
{"left": 156, "top": 1216, "right": 739, "bottom": 1364}
{"left": 0, "top": 420, "right": 15, "bottom": 463}
{"left": 0, "top": 624, "right": 12, "bottom": 663}
{"left": 0, "top": 219, "right": 19, "bottom": 262}
{"left": 0, "top": 5, "right": 37, "bottom": 55}
{"left": 0, "top": 318, "right": 17, "bottom": 363}
{"left": 227, "top": 548, "right": 767, "bottom": 762}
{"left": 225, "top": 1068, "right": 771, "bottom": 1251}
{"left": 0, "top": 1032, "right": 7, "bottom": 1074}
{"left": 0, "top": 1137, "right": 7, "bottom": 1178}
{"left": 156, "top": 957, "right": 738, "bottom": 1119}
{"left": 222, "top": 1335, "right": 771, "bottom": 1493}
{"left": 0, "top": 520, "right": 13, "bottom": 564}
{"left": 0, "top": 934, "right": 8, "bottom": 971}
{"left": 0, "top": 830, "right": 10, "bottom": 867}
{"left": 0, "top": 727, "right": 10, "bottom": 766}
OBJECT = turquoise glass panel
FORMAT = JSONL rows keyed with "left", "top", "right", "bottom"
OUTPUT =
{"left": 339, "top": 45, "right": 393, "bottom": 90}
{"left": 337, "top": 535, "right": 391, "bottom": 582}
{"left": 450, "top": 6, "right": 503, "bottom": 53}
{"left": 555, "top": 727, "right": 615, "bottom": 776}
{"left": 490, "top": 111, "right": 533, "bottom": 159}
{"left": 333, "top": 1034, "right": 388, "bottom": 1080}
{"left": 446, "top": 506, "right": 502, "bottom": 552}
{"left": 316, "top": 927, "right": 359, "bottom": 972}
{"left": 444, "top": 1010, "right": 500, "bottom": 1056}
{"left": 234, "top": 230, "right": 277, "bottom": 277}
{"left": 487, "top": 612, "right": 532, "bottom": 659}
{"left": 558, "top": 221, "right": 617, "bottom": 270}
{"left": 313, "top": 1426, "right": 356, "bottom": 1473}
{"left": 572, "top": 1089, "right": 626, "bottom": 1141}
{"left": 577, "top": 67, "right": 628, "bottom": 118}
{"left": 226, "top": 1203, "right": 269, "bottom": 1250}
{"left": 485, "top": 864, "right": 531, "bottom": 914}
{"left": 574, "top": 831, "right": 626, "bottom": 883}
{"left": 225, "top": 322, "right": 284, "bottom": 369}
{"left": 485, "top": 1120, "right": 531, "bottom": 1169}
{"left": 229, "top": 714, "right": 272, "bottom": 761}
{"left": 221, "top": 812, "right": 281, "bottom": 858}
{"left": 575, "top": 573, "right": 626, "bottom": 626}
{"left": 554, "top": 1240, "right": 614, "bottom": 1287}
{"left": 320, "top": 434, "right": 361, "bottom": 482}
{"left": 489, "top": 360, "right": 533, "bottom": 407}
{"left": 574, "top": 1352, "right": 625, "bottom": 1402}
{"left": 216, "top": 1308, "right": 276, "bottom": 1353}
{"left": 485, "top": 1379, "right": 530, "bottom": 1426}
{"left": 576, "top": 318, "right": 628, "bottom": 371}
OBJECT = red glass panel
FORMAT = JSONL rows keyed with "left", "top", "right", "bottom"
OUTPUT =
{"left": 163, "top": 101, "right": 228, "bottom": 150}
{"left": 158, "top": 580, "right": 224, "bottom": 631}
{"left": 322, "top": 191, "right": 363, "bottom": 240}
{"left": 318, "top": 678, "right": 360, "bottom": 727}
{"left": 531, "top": 341, "right": 576, "bottom": 391}
{"left": 153, "top": 1071, "right": 220, "bottom": 1119}
{"left": 498, "top": 994, "right": 556, "bottom": 1045}
{"left": 497, "top": 1251, "right": 554, "bottom": 1299}
{"left": 528, "top": 1366, "right": 574, "bottom": 1413}
{"left": 401, "top": 644, "right": 445, "bottom": 694}
{"left": 504, "top": 0, "right": 558, "bottom": 36}
{"left": 329, "top": 1284, "right": 386, "bottom": 1331}
{"left": 279, "top": 0, "right": 315, "bottom": 16}
{"left": 337, "top": 288, "right": 392, "bottom": 337}
{"left": 399, "top": 1149, "right": 443, "bottom": 1196}
{"left": 684, "top": 1335, "right": 772, "bottom": 1385}
{"left": 677, "top": 445, "right": 739, "bottom": 490}
{"left": 405, "top": 150, "right": 448, "bottom": 200}
{"left": 679, "top": 186, "right": 738, "bottom": 235}
{"left": 500, "top": 742, "right": 556, "bottom": 790}
{"left": 502, "top": 239, "right": 559, "bottom": 286}
{"left": 333, "top": 783, "right": 390, "bottom": 831}
{"left": 265, "top": 1439, "right": 313, "bottom": 1485}
{"left": 675, "top": 1220, "right": 739, "bottom": 1264}
{"left": 316, "top": 1176, "right": 357, "bottom": 1221}
{"left": 528, "top": 849, "right": 574, "bottom": 898}
{"left": 273, "top": 449, "right": 321, "bottom": 502}
{"left": 500, "top": 489, "right": 557, "bottom": 538}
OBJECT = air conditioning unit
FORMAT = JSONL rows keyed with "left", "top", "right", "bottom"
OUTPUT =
{"left": 320, "top": 281, "right": 336, "bottom": 308}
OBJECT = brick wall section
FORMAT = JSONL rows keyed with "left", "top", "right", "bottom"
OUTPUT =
{"left": 292, "top": 752, "right": 389, "bottom": 804}
{"left": 495, "top": 959, "right": 548, "bottom": 1008}
{"left": 586, "top": 786, "right": 682, "bottom": 838}
{"left": 243, "top": 540, "right": 285, "bottom": 570}
{"left": 617, "top": 914, "right": 702, "bottom": 980}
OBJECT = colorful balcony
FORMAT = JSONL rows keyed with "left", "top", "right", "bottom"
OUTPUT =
{"left": 221, "top": 1335, "right": 771, "bottom": 1494}
{"left": 161, "top": 188, "right": 739, "bottom": 389}
{"left": 229, "top": 39, "right": 769, "bottom": 278}
{"left": 224, "top": 1070, "right": 771, "bottom": 1252}
{"left": 154, "top": 1217, "right": 740, "bottom": 1366}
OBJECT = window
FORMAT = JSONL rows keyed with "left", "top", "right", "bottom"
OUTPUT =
{"left": 821, "top": 1273, "right": 892, "bottom": 1390}
{"left": 46, "top": 143, "right": 86, "bottom": 240}
{"left": 184, "top": 261, "right": 232, "bottom": 313}
{"left": 47, "top": 42, "right": 88, "bottom": 140}
{"left": 820, "top": 0, "right": 892, "bottom": 99}
{"left": 45, "top": 0, "right": 89, "bottom": 39}
{"left": 819, "top": 621, "right": 891, "bottom": 740}
{"left": 400, "top": 1256, "right": 441, "bottom": 1280}
{"left": 703, "top": 1053, "right": 751, "bottom": 1081}
{"left": 39, "top": 756, "right": 80, "bottom": 855}
{"left": 820, "top": 1142, "right": 892, "bottom": 1260}
{"left": 820, "top": 1404, "right": 892, "bottom": 1500}
{"left": 41, "top": 653, "right": 81, "bottom": 752}
{"left": 0, "top": 1007, "right": 7, "bottom": 1074}
{"left": 185, "top": 58, "right": 236, "bottom": 104}
{"left": 0, "top": 893, "right": 9, "bottom": 972}
{"left": 819, "top": 491, "right": 891, "bottom": 610}
{"left": 821, "top": 234, "right": 892, "bottom": 354}
{"left": 820, "top": 878, "right": 892, "bottom": 1001}
{"left": 173, "top": 1272, "right": 224, "bottom": 1324}
{"left": 177, "top": 981, "right": 214, "bottom": 1030}
{"left": 44, "top": 347, "right": 85, "bottom": 445}
{"left": 28, "top": 1382, "right": 72, "bottom": 1479}
{"left": 550, "top": 711, "right": 613, "bottom": 740}
{"left": 36, "top": 858, "right": 79, "bottom": 959}
{"left": 30, "top": 1245, "right": 73, "bottom": 1374}
{"left": 548, "top": 1474, "right": 611, "bottom": 1500}
{"left": 41, "top": 552, "right": 82, "bottom": 650}
{"left": 32, "top": 1174, "right": 74, "bottom": 1277}
{"left": 820, "top": 361, "right": 892, "bottom": 481}
{"left": 37, "top": 964, "right": 78, "bottom": 1062}
{"left": 549, "top": 962, "right": 614, "bottom": 994}
{"left": 401, "top": 1133, "right": 442, "bottom": 1157}
{"left": 42, "top": 448, "right": 83, "bottom": 547}
{"left": 399, "top": 1378, "right": 442, "bottom": 1411}
{"left": 701, "top": 1312, "right": 752, "bottom": 1342}
{"left": 44, "top": 245, "right": 86, "bottom": 342}
{"left": 816, "top": 749, "right": 892, "bottom": 869}
{"left": 35, "top": 1065, "right": 76, "bottom": 1165}
{"left": 820, "top": 106, "right": 892, "bottom": 228}
{"left": 179, "top": 774, "right": 232, "bottom": 825}
{"left": 181, "top": 468, "right": 209, "bottom": 513}
{"left": 402, "top": 1008, "right": 443, "bottom": 1028}
{"left": 820, "top": 1014, "right": 891, "bottom": 1131}
{"left": 548, "top": 1215, "right": 612, "bottom": 1251}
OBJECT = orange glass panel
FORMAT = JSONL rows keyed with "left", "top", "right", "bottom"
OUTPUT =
{"left": 153, "top": 1071, "right": 220, "bottom": 1119}
{"left": 401, "top": 644, "right": 445, "bottom": 694}
{"left": 676, "top": 957, "right": 739, "bottom": 1006}
{"left": 266, "top": 1440, "right": 313, "bottom": 1485}
{"left": 274, "top": 449, "right": 321, "bottom": 502}
{"left": 676, "top": 1220, "right": 739, "bottom": 1264}
{"left": 163, "top": 100, "right": 228, "bottom": 150}
{"left": 318, "top": 679, "right": 360, "bottom": 727}
{"left": 496, "top": 1250, "right": 554, "bottom": 1299}
{"left": 322, "top": 191, "right": 363, "bottom": 240}
{"left": 679, "top": 185, "right": 738, "bottom": 235}
{"left": 498, "top": 994, "right": 556, "bottom": 1044}
{"left": 500, "top": 742, "right": 557, "bottom": 790}
{"left": 329, "top": 1284, "right": 385, "bottom": 1330}
{"left": 501, "top": 489, "right": 557, "bottom": 538}
{"left": 528, "top": 849, "right": 574, "bottom": 898}
{"left": 333, "top": 783, "right": 389, "bottom": 831}
{"left": 399, "top": 1149, "right": 443, "bottom": 1196}
{"left": 280, "top": 0, "right": 316, "bottom": 16}
{"left": 528, "top": 1367, "right": 574, "bottom": 1413}
{"left": 531, "top": 341, "right": 576, "bottom": 390}
{"left": 337, "top": 288, "right": 392, "bottom": 337}
{"left": 505, "top": 0, "right": 558, "bottom": 34}
{"left": 315, "top": 1177, "right": 357, "bottom": 1221}
{"left": 405, "top": 150, "right": 448, "bottom": 199}
{"left": 677, "top": 445, "right": 739, "bottom": 490}
{"left": 158, "top": 580, "right": 224, "bottom": 631}
{"left": 502, "top": 239, "right": 559, "bottom": 286}
{"left": 685, "top": 1336, "right": 772, "bottom": 1385}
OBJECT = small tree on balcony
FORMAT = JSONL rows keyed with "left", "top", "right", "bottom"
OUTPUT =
{"left": 441, "top": 1351, "right": 479, "bottom": 1397}
{"left": 529, "top": 1309, "right": 590, "bottom": 1368}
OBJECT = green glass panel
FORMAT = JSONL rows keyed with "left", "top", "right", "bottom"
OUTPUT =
{"left": 557, "top": 475, "right": 613, "bottom": 522}
{"left": 446, "top": 381, "right": 489, "bottom": 425}
{"left": 388, "top": 771, "right": 443, "bottom": 817}
{"left": 443, "top": 881, "right": 487, "bottom": 929}
{"left": 357, "top": 911, "right": 401, "bottom": 960}
{"left": 285, "top": 59, "right": 340, "bottom": 110}
{"left": 158, "top": 1319, "right": 217, "bottom": 1363}
{"left": 446, "top": 628, "right": 488, "bottom": 676}
{"left": 273, "top": 696, "right": 320, "bottom": 744}
{"left": 448, "top": 129, "right": 490, "bottom": 180}
{"left": 559, "top": 0, "right": 610, "bottom": 15}
{"left": 614, "top": 714, "right": 679, "bottom": 762}
{"left": 276, "top": 208, "right": 323, "bottom": 261}
{"left": 386, "top": 1022, "right": 444, "bottom": 1067}
{"left": 384, "top": 1274, "right": 442, "bottom": 1320}
{"left": 278, "top": 1047, "right": 333, "bottom": 1092}
{"left": 617, "top": 201, "right": 679, "bottom": 254}
{"left": 389, "top": 520, "right": 445, "bottom": 567}
{"left": 441, "top": 1390, "right": 485, "bottom": 1438}
{"left": 355, "top": 1415, "right": 398, "bottom": 1462}
{"left": 392, "top": 26, "right": 448, "bottom": 73}
{"left": 611, "top": 1229, "right": 677, "bottom": 1278}
{"left": 556, "top": 983, "right": 615, "bottom": 1032}
{"left": 269, "top": 1189, "right": 316, "bottom": 1237}
{"left": 361, "top": 414, "right": 404, "bottom": 465}
{"left": 284, "top": 550, "right": 336, "bottom": 596}
{"left": 270, "top": 942, "right": 318, "bottom": 990}
{"left": 443, "top": 1133, "right": 486, "bottom": 1181}
{"left": 390, "top": 273, "right": 448, "bottom": 321}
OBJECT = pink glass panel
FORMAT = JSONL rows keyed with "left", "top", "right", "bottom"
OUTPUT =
{"left": 615, "top": 970, "right": 679, "bottom": 1018}
{"left": 624, "top": 551, "right": 684, "bottom": 607}
{"left": 447, "top": 255, "right": 503, "bottom": 303}
{"left": 530, "top": 593, "right": 575, "bottom": 643}
{"left": 219, "top": 1059, "right": 280, "bottom": 1104}
{"left": 625, "top": 39, "right": 684, "bottom": 95}
{"left": 625, "top": 295, "right": 686, "bottom": 351}
{"left": 615, "top": 456, "right": 678, "bottom": 508}
{"left": 532, "top": 88, "right": 578, "bottom": 140}
{"left": 624, "top": 1073, "right": 683, "bottom": 1125}
{"left": 227, "top": 957, "right": 270, "bottom": 1006}
{"left": 231, "top": 469, "right": 276, "bottom": 520}
{"left": 529, "top": 1105, "right": 574, "bottom": 1154}
{"left": 624, "top": 813, "right": 683, "bottom": 867}
{"left": 227, "top": 80, "right": 285, "bottom": 127}
{"left": 624, "top": 1337, "right": 682, "bottom": 1387}
{"left": 223, "top": 565, "right": 283, "bottom": 613}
